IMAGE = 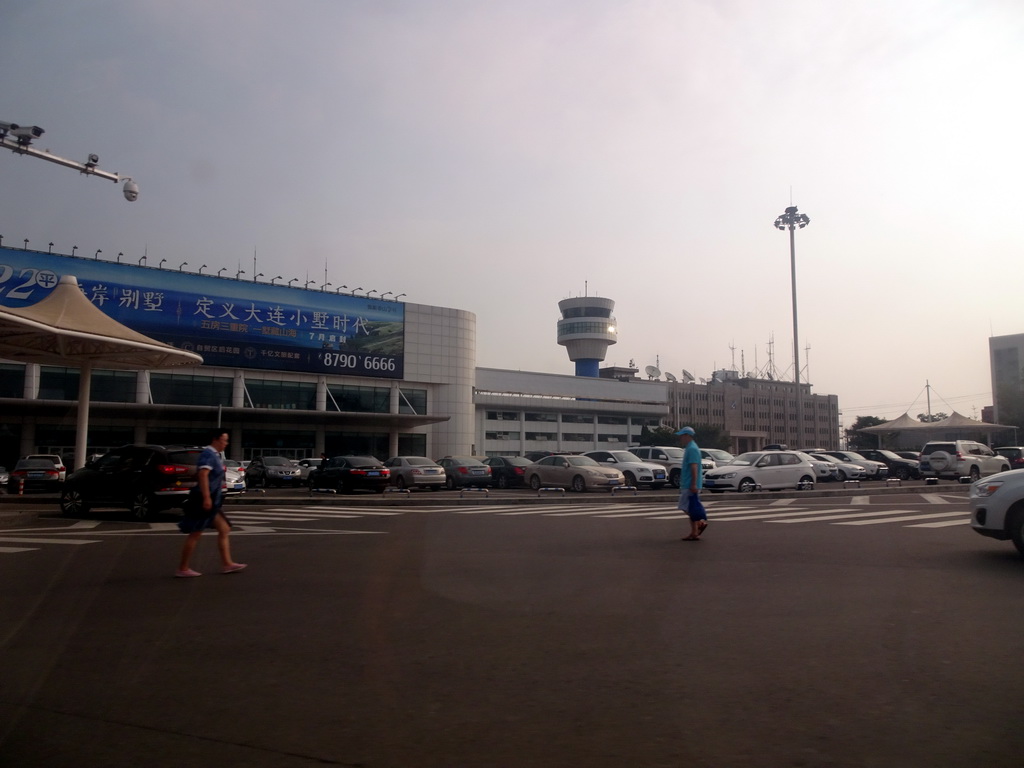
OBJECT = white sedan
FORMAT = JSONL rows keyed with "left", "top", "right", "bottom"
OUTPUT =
{"left": 583, "top": 450, "right": 668, "bottom": 489}
{"left": 810, "top": 453, "right": 865, "bottom": 482}
{"left": 703, "top": 451, "right": 817, "bottom": 493}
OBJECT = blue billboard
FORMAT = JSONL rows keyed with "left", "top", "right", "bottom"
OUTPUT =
{"left": 0, "top": 248, "right": 405, "bottom": 378}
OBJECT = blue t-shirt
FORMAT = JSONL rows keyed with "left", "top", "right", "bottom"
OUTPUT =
{"left": 197, "top": 445, "right": 225, "bottom": 507}
{"left": 681, "top": 441, "right": 704, "bottom": 491}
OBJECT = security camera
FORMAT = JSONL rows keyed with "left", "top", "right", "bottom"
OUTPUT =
{"left": 86, "top": 153, "right": 99, "bottom": 166}
{"left": 10, "top": 125, "right": 44, "bottom": 144}
{"left": 122, "top": 178, "right": 139, "bottom": 202}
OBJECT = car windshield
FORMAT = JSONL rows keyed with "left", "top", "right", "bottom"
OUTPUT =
{"left": 265, "top": 456, "right": 292, "bottom": 466}
{"left": 405, "top": 457, "right": 437, "bottom": 466}
{"left": 167, "top": 449, "right": 203, "bottom": 465}
{"left": 660, "top": 448, "right": 684, "bottom": 459}
{"left": 609, "top": 451, "right": 642, "bottom": 462}
{"left": 347, "top": 456, "right": 384, "bottom": 467}
{"left": 507, "top": 457, "right": 532, "bottom": 466}
{"left": 705, "top": 450, "right": 734, "bottom": 462}
{"left": 16, "top": 459, "right": 56, "bottom": 469}
{"left": 566, "top": 456, "right": 600, "bottom": 467}
{"left": 730, "top": 453, "right": 761, "bottom": 466}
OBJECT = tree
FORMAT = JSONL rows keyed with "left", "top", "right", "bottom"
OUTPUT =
{"left": 846, "top": 415, "right": 886, "bottom": 449}
{"left": 917, "top": 412, "right": 948, "bottom": 423}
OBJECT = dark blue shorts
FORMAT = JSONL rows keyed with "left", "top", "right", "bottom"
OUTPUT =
{"left": 678, "top": 491, "right": 707, "bottom": 522}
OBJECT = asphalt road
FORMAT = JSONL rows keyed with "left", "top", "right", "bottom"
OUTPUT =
{"left": 1, "top": 491, "right": 1022, "bottom": 768}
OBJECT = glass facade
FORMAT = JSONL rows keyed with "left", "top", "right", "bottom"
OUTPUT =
{"left": 151, "top": 373, "right": 233, "bottom": 407}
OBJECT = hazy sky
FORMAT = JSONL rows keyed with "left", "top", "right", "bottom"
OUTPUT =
{"left": 3, "top": 0, "right": 1022, "bottom": 428}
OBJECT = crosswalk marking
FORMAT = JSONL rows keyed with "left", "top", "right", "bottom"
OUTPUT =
{"left": 907, "top": 519, "right": 972, "bottom": 528}
{"left": 0, "top": 536, "right": 100, "bottom": 545}
{"left": 0, "top": 546, "right": 36, "bottom": 553}
{"left": 769, "top": 510, "right": 925, "bottom": 524}
{"left": 837, "top": 511, "right": 966, "bottom": 526}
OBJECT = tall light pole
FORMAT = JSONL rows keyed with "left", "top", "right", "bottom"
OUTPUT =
{"left": 774, "top": 205, "right": 810, "bottom": 446}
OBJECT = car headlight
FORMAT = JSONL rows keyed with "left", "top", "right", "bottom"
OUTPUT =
{"left": 716, "top": 472, "right": 737, "bottom": 479}
{"left": 973, "top": 481, "right": 1003, "bottom": 498}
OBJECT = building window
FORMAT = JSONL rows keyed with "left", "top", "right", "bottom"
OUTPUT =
{"left": 561, "top": 413, "right": 593, "bottom": 424}
{"left": 248, "top": 380, "right": 317, "bottom": 410}
{"left": 39, "top": 366, "right": 80, "bottom": 400}
{"left": 398, "top": 388, "right": 427, "bottom": 415}
{"left": 151, "top": 373, "right": 233, "bottom": 407}
{"left": 525, "top": 412, "right": 557, "bottom": 422}
{"left": 0, "top": 364, "right": 25, "bottom": 397}
{"left": 90, "top": 370, "right": 136, "bottom": 403}
{"left": 327, "top": 384, "right": 389, "bottom": 413}
{"left": 525, "top": 432, "right": 556, "bottom": 441}
{"left": 598, "top": 433, "right": 626, "bottom": 442}
{"left": 485, "top": 431, "right": 520, "bottom": 440}
{"left": 562, "top": 432, "right": 592, "bottom": 442}
{"left": 487, "top": 411, "right": 519, "bottom": 421}
{"left": 597, "top": 415, "right": 627, "bottom": 425}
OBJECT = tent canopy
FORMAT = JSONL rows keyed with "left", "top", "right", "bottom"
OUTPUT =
{"left": 0, "top": 275, "right": 202, "bottom": 468}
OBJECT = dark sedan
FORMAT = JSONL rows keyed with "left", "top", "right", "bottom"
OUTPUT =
{"left": 482, "top": 456, "right": 533, "bottom": 488}
{"left": 309, "top": 456, "right": 391, "bottom": 493}
{"left": 8, "top": 458, "right": 62, "bottom": 493}
{"left": 854, "top": 448, "right": 921, "bottom": 480}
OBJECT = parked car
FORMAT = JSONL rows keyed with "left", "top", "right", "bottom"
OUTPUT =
{"left": 8, "top": 458, "right": 63, "bottom": 493}
{"left": 482, "top": 456, "right": 533, "bottom": 489}
{"left": 810, "top": 452, "right": 865, "bottom": 482}
{"left": 821, "top": 451, "right": 889, "bottom": 481}
{"left": 59, "top": 444, "right": 204, "bottom": 520}
{"left": 384, "top": 456, "right": 446, "bottom": 490}
{"left": 525, "top": 454, "right": 625, "bottom": 492}
{"left": 223, "top": 467, "right": 246, "bottom": 495}
{"left": 292, "top": 457, "right": 323, "bottom": 485}
{"left": 700, "top": 448, "right": 735, "bottom": 469}
{"left": 703, "top": 450, "right": 816, "bottom": 493}
{"left": 852, "top": 448, "right": 921, "bottom": 480}
{"left": 309, "top": 455, "right": 391, "bottom": 493}
{"left": 795, "top": 451, "right": 836, "bottom": 482}
{"left": 918, "top": 440, "right": 1009, "bottom": 482}
{"left": 583, "top": 450, "right": 667, "bottom": 489}
{"left": 894, "top": 451, "right": 920, "bottom": 462}
{"left": 23, "top": 453, "right": 67, "bottom": 482}
{"left": 436, "top": 456, "right": 492, "bottom": 489}
{"left": 245, "top": 455, "right": 302, "bottom": 488}
{"left": 629, "top": 446, "right": 686, "bottom": 488}
{"left": 970, "top": 468, "right": 1024, "bottom": 557}
{"left": 0, "top": 465, "right": 8, "bottom": 489}
{"left": 994, "top": 446, "right": 1024, "bottom": 471}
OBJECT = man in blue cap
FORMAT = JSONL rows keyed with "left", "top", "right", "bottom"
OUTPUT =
{"left": 675, "top": 426, "right": 708, "bottom": 540}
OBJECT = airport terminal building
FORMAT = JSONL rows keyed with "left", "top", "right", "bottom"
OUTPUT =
{"left": 0, "top": 247, "right": 839, "bottom": 466}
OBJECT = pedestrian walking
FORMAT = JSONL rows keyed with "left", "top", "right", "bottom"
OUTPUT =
{"left": 676, "top": 426, "right": 708, "bottom": 541}
{"left": 175, "top": 429, "right": 247, "bottom": 577}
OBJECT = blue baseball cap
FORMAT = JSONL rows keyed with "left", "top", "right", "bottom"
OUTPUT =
{"left": 675, "top": 426, "right": 696, "bottom": 436}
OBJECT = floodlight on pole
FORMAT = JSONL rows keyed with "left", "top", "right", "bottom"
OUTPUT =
{"left": 178, "top": 261, "right": 188, "bottom": 272}
{"left": 48, "top": 242, "right": 54, "bottom": 254}
{"left": 773, "top": 204, "right": 811, "bottom": 445}
{"left": 0, "top": 121, "right": 139, "bottom": 201}
{"left": 270, "top": 276, "right": 282, "bottom": 285}
{"left": 94, "top": 249, "right": 102, "bottom": 260}
{"left": 288, "top": 278, "right": 298, "bottom": 288}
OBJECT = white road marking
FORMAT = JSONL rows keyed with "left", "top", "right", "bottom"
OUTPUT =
{"left": 0, "top": 536, "right": 100, "bottom": 545}
{"left": 0, "top": 546, "right": 36, "bottom": 553}
{"left": 837, "top": 511, "right": 967, "bottom": 526}
{"left": 906, "top": 519, "right": 972, "bottom": 528}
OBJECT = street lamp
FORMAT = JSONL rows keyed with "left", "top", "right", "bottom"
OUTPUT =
{"left": 270, "top": 275, "right": 283, "bottom": 285}
{"left": 288, "top": 278, "right": 298, "bottom": 288}
{"left": 322, "top": 282, "right": 332, "bottom": 292}
{"left": 178, "top": 261, "right": 188, "bottom": 271}
{"left": 48, "top": 242, "right": 54, "bottom": 254}
{"left": 217, "top": 267, "right": 226, "bottom": 277}
{"left": 774, "top": 205, "right": 811, "bottom": 446}
{"left": 198, "top": 264, "right": 207, "bottom": 274}
{"left": 159, "top": 259, "right": 167, "bottom": 269}
{"left": 94, "top": 249, "right": 102, "bottom": 260}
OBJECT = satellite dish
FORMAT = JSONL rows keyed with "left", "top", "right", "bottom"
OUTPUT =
{"left": 644, "top": 365, "right": 661, "bottom": 379}
{"left": 664, "top": 372, "right": 678, "bottom": 382}
{"left": 681, "top": 369, "right": 695, "bottom": 383}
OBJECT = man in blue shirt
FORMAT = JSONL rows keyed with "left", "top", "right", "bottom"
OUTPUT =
{"left": 676, "top": 426, "right": 708, "bottom": 541}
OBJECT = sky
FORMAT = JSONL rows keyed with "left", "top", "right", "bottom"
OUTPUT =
{"left": 2, "top": 0, "right": 1023, "bottom": 430}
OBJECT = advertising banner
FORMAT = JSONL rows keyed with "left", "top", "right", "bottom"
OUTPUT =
{"left": 0, "top": 248, "right": 405, "bottom": 378}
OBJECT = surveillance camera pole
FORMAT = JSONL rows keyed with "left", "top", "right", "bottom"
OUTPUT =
{"left": 774, "top": 205, "right": 811, "bottom": 446}
{"left": 0, "top": 122, "right": 138, "bottom": 201}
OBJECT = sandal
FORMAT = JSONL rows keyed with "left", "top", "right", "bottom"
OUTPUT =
{"left": 697, "top": 521, "right": 708, "bottom": 535}
{"left": 680, "top": 535, "right": 701, "bottom": 541}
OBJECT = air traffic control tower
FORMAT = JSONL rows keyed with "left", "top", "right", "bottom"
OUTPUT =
{"left": 556, "top": 296, "right": 617, "bottom": 377}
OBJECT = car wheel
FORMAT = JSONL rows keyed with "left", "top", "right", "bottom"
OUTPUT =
{"left": 669, "top": 469, "right": 681, "bottom": 489}
{"left": 738, "top": 478, "right": 757, "bottom": 493}
{"left": 571, "top": 475, "right": 586, "bottom": 493}
{"left": 445, "top": 476, "right": 456, "bottom": 490}
{"left": 395, "top": 476, "right": 407, "bottom": 490}
{"left": 797, "top": 475, "right": 814, "bottom": 490}
{"left": 529, "top": 475, "right": 541, "bottom": 491}
{"left": 623, "top": 471, "right": 637, "bottom": 487}
{"left": 894, "top": 467, "right": 909, "bottom": 480}
{"left": 131, "top": 492, "right": 156, "bottom": 521}
{"left": 836, "top": 469, "right": 847, "bottom": 482}
{"left": 1009, "top": 506, "right": 1024, "bottom": 558}
{"left": 969, "top": 465, "right": 981, "bottom": 481}
{"left": 498, "top": 474, "right": 509, "bottom": 489}
{"left": 60, "top": 487, "right": 90, "bottom": 517}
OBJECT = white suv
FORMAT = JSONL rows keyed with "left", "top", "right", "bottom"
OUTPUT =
{"left": 970, "top": 469, "right": 1024, "bottom": 557}
{"left": 919, "top": 441, "right": 1008, "bottom": 482}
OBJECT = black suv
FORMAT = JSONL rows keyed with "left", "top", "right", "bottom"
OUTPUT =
{"left": 852, "top": 449, "right": 921, "bottom": 480}
{"left": 60, "top": 444, "right": 204, "bottom": 521}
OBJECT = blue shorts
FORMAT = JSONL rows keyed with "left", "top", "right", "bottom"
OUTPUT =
{"left": 678, "top": 491, "right": 707, "bottom": 522}
{"left": 178, "top": 507, "right": 229, "bottom": 533}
